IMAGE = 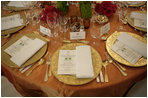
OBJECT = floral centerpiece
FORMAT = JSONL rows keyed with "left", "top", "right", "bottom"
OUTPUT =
{"left": 40, "top": 6, "right": 62, "bottom": 24}
{"left": 95, "top": 1, "right": 117, "bottom": 17}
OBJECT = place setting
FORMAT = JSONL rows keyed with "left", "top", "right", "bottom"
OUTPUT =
{"left": 1, "top": 13, "right": 27, "bottom": 36}
{"left": 106, "top": 31, "right": 147, "bottom": 67}
{"left": 1, "top": 33, "right": 48, "bottom": 68}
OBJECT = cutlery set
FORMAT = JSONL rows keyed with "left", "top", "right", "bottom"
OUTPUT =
{"left": 96, "top": 52, "right": 127, "bottom": 83}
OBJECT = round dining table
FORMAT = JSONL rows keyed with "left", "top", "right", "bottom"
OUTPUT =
{"left": 1, "top": 2, "right": 147, "bottom": 97}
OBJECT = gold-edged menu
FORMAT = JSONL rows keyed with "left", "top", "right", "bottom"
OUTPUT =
{"left": 106, "top": 31, "right": 147, "bottom": 67}
{"left": 1, "top": 13, "right": 27, "bottom": 35}
{"left": 126, "top": 11, "right": 147, "bottom": 32}
{"left": 50, "top": 43, "right": 102, "bottom": 85}
{"left": 1, "top": 33, "right": 48, "bottom": 68}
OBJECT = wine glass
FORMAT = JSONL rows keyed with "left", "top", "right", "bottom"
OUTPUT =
{"left": 90, "top": 15, "right": 100, "bottom": 47}
{"left": 47, "top": 12, "right": 60, "bottom": 45}
{"left": 60, "top": 15, "right": 69, "bottom": 40}
{"left": 116, "top": 1, "right": 128, "bottom": 31}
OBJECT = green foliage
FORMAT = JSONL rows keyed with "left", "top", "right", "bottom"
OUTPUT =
{"left": 57, "top": 1, "right": 69, "bottom": 16}
{"left": 79, "top": 1, "right": 92, "bottom": 19}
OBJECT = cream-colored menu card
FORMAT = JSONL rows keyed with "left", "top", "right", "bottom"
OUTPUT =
{"left": 58, "top": 50, "right": 76, "bottom": 75}
{"left": 111, "top": 40, "right": 142, "bottom": 64}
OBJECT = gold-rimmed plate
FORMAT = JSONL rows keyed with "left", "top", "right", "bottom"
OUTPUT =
{"left": 51, "top": 43, "right": 102, "bottom": 85}
{"left": 126, "top": 11, "right": 147, "bottom": 32}
{"left": 1, "top": 33, "right": 48, "bottom": 68}
{"left": 106, "top": 31, "right": 147, "bottom": 67}
{"left": 1, "top": 13, "right": 27, "bottom": 35}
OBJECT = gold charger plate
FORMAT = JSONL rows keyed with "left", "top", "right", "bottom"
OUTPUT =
{"left": 1, "top": 33, "right": 48, "bottom": 68}
{"left": 125, "top": 1, "right": 146, "bottom": 7}
{"left": 106, "top": 31, "right": 147, "bottom": 67}
{"left": 126, "top": 11, "right": 147, "bottom": 32}
{"left": 51, "top": 43, "right": 102, "bottom": 85}
{"left": 1, "top": 13, "right": 27, "bottom": 35}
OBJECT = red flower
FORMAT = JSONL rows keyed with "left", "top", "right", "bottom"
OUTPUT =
{"left": 40, "top": 6, "right": 62, "bottom": 23}
{"left": 95, "top": 1, "right": 117, "bottom": 17}
{"left": 95, "top": 3, "right": 101, "bottom": 13}
{"left": 104, "top": 7, "right": 114, "bottom": 17}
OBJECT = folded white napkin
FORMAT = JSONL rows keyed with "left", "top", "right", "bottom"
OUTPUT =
{"left": 76, "top": 46, "right": 94, "bottom": 78}
{"left": 10, "top": 38, "right": 46, "bottom": 66}
{"left": 126, "top": 1, "right": 145, "bottom": 5}
{"left": 7, "top": 1, "right": 33, "bottom": 7}
{"left": 2, "top": 14, "right": 23, "bottom": 30}
{"left": 130, "top": 12, "right": 147, "bottom": 20}
{"left": 117, "top": 32, "right": 147, "bottom": 58}
{"left": 134, "top": 18, "right": 147, "bottom": 28}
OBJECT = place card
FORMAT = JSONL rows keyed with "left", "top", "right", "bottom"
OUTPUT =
{"left": 134, "top": 18, "right": 147, "bottom": 28}
{"left": 58, "top": 50, "right": 76, "bottom": 75}
{"left": 70, "top": 31, "right": 85, "bottom": 40}
{"left": 111, "top": 40, "right": 142, "bottom": 64}
{"left": 40, "top": 25, "right": 52, "bottom": 37}
{"left": 2, "top": 14, "right": 23, "bottom": 30}
{"left": 4, "top": 36, "right": 33, "bottom": 57}
{"left": 117, "top": 32, "right": 147, "bottom": 58}
{"left": 76, "top": 46, "right": 94, "bottom": 78}
{"left": 100, "top": 22, "right": 110, "bottom": 36}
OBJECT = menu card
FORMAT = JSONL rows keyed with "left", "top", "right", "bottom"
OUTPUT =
{"left": 117, "top": 32, "right": 147, "bottom": 58}
{"left": 4, "top": 36, "right": 46, "bottom": 66}
{"left": 111, "top": 40, "right": 142, "bottom": 64}
{"left": 4, "top": 36, "right": 32, "bottom": 57}
{"left": 2, "top": 14, "right": 23, "bottom": 30}
{"left": 76, "top": 46, "right": 94, "bottom": 78}
{"left": 58, "top": 50, "right": 76, "bottom": 75}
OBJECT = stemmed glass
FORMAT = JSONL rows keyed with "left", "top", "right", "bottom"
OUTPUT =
{"left": 116, "top": 1, "right": 128, "bottom": 31}
{"left": 60, "top": 15, "right": 69, "bottom": 40}
{"left": 47, "top": 12, "right": 60, "bottom": 44}
{"left": 90, "top": 14, "right": 100, "bottom": 47}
